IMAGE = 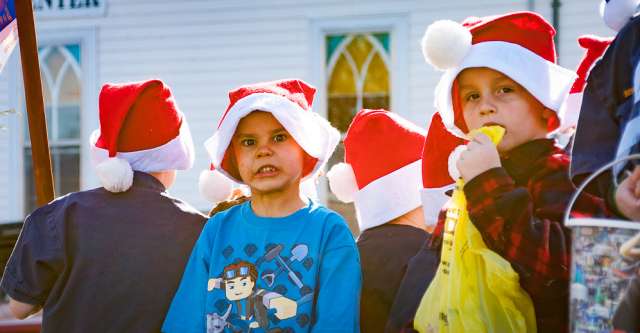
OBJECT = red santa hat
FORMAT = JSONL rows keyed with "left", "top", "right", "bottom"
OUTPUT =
{"left": 421, "top": 11, "right": 577, "bottom": 137}
{"left": 200, "top": 78, "right": 340, "bottom": 202}
{"left": 600, "top": 0, "right": 640, "bottom": 31}
{"left": 559, "top": 35, "right": 613, "bottom": 130}
{"left": 420, "top": 112, "right": 466, "bottom": 226}
{"left": 90, "top": 79, "right": 194, "bottom": 193}
{"left": 326, "top": 109, "right": 426, "bottom": 232}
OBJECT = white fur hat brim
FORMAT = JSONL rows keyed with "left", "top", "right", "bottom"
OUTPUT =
{"left": 90, "top": 119, "right": 194, "bottom": 176}
{"left": 434, "top": 41, "right": 577, "bottom": 137}
{"left": 90, "top": 120, "right": 194, "bottom": 193}
{"left": 204, "top": 93, "right": 340, "bottom": 184}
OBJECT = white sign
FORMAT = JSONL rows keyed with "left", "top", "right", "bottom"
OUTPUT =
{"left": 33, "top": 0, "right": 106, "bottom": 18}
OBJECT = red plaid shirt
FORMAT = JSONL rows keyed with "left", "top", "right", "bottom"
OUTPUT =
{"left": 428, "top": 139, "right": 607, "bottom": 333}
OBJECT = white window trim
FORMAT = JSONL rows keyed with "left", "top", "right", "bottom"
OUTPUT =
{"left": 6, "top": 27, "right": 97, "bottom": 222}
{"left": 310, "top": 15, "right": 409, "bottom": 204}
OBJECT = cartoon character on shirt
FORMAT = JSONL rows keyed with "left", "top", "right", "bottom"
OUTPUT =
{"left": 207, "top": 260, "right": 297, "bottom": 331}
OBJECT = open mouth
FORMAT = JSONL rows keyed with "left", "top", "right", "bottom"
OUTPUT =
{"left": 482, "top": 122, "right": 506, "bottom": 134}
{"left": 255, "top": 165, "right": 278, "bottom": 177}
{"left": 482, "top": 122, "right": 504, "bottom": 128}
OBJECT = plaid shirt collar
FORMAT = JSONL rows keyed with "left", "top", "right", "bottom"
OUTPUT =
{"left": 500, "top": 138, "right": 556, "bottom": 185}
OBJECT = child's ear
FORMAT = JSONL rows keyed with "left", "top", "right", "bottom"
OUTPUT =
{"left": 222, "top": 147, "right": 243, "bottom": 181}
{"left": 540, "top": 108, "right": 555, "bottom": 120}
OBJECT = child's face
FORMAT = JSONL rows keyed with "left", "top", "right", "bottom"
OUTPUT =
{"left": 224, "top": 276, "right": 255, "bottom": 301}
{"left": 457, "top": 67, "right": 550, "bottom": 153}
{"left": 231, "top": 111, "right": 305, "bottom": 195}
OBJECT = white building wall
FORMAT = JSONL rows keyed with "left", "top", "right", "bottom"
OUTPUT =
{"left": 0, "top": 67, "right": 10, "bottom": 222}
{"left": 0, "top": 0, "right": 621, "bottom": 220}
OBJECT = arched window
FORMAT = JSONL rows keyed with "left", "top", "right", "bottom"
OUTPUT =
{"left": 326, "top": 33, "right": 390, "bottom": 132}
{"left": 325, "top": 32, "right": 391, "bottom": 231}
{"left": 23, "top": 44, "right": 81, "bottom": 214}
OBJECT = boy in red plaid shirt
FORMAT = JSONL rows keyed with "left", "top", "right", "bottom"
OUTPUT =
{"left": 418, "top": 12, "right": 607, "bottom": 332}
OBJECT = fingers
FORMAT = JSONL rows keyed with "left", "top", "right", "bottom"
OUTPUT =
{"left": 466, "top": 134, "right": 492, "bottom": 151}
{"left": 471, "top": 133, "right": 492, "bottom": 145}
{"left": 466, "top": 141, "right": 480, "bottom": 151}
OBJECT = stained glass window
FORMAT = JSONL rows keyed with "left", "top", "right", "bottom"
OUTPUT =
{"left": 325, "top": 32, "right": 391, "bottom": 232}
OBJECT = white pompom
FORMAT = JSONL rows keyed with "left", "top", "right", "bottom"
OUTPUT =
{"left": 95, "top": 157, "right": 134, "bottom": 193}
{"left": 300, "top": 178, "right": 319, "bottom": 201}
{"left": 198, "top": 169, "right": 233, "bottom": 203}
{"left": 326, "top": 163, "right": 358, "bottom": 203}
{"left": 421, "top": 20, "right": 472, "bottom": 71}
{"left": 448, "top": 145, "right": 467, "bottom": 180}
{"left": 600, "top": 0, "right": 640, "bottom": 31}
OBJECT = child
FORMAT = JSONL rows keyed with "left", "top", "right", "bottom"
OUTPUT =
{"left": 162, "top": 79, "right": 361, "bottom": 332}
{"left": 326, "top": 109, "right": 429, "bottom": 333}
{"left": 384, "top": 112, "right": 464, "bottom": 332}
{"left": 419, "top": 12, "right": 607, "bottom": 332}
{"left": 0, "top": 79, "right": 207, "bottom": 331}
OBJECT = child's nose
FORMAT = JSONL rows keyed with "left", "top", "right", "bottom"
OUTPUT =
{"left": 479, "top": 107, "right": 496, "bottom": 117}
{"left": 256, "top": 143, "right": 273, "bottom": 158}
{"left": 478, "top": 98, "right": 497, "bottom": 117}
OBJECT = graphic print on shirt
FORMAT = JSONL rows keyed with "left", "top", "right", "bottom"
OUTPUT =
{"left": 206, "top": 243, "right": 315, "bottom": 332}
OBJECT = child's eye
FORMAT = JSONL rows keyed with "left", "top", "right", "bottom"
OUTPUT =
{"left": 465, "top": 93, "right": 480, "bottom": 102}
{"left": 229, "top": 285, "right": 235, "bottom": 290}
{"left": 241, "top": 138, "right": 256, "bottom": 147}
{"left": 498, "top": 87, "right": 514, "bottom": 94}
{"left": 273, "top": 134, "right": 287, "bottom": 143}
{"left": 242, "top": 282, "right": 247, "bottom": 287}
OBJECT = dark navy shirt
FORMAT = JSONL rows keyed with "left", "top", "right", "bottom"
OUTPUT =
{"left": 1, "top": 171, "right": 206, "bottom": 333}
{"left": 571, "top": 14, "right": 640, "bottom": 198}
{"left": 357, "top": 224, "right": 427, "bottom": 333}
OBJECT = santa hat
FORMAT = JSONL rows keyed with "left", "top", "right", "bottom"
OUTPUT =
{"left": 326, "top": 109, "right": 426, "bottom": 232}
{"left": 559, "top": 35, "right": 613, "bottom": 130}
{"left": 201, "top": 78, "right": 340, "bottom": 201}
{"left": 90, "top": 79, "right": 194, "bottom": 193}
{"left": 420, "top": 112, "right": 466, "bottom": 226}
{"left": 421, "top": 11, "right": 577, "bottom": 137}
{"left": 600, "top": 0, "right": 640, "bottom": 31}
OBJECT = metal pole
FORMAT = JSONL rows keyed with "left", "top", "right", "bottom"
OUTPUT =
{"left": 15, "top": 0, "right": 55, "bottom": 207}
{"left": 552, "top": 0, "right": 562, "bottom": 59}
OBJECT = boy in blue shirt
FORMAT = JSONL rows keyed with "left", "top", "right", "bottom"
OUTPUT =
{"left": 162, "top": 79, "right": 361, "bottom": 333}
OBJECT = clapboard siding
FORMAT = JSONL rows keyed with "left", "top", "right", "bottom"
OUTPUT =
{"left": 0, "top": 66, "right": 14, "bottom": 222}
{"left": 0, "top": 0, "right": 620, "bottom": 218}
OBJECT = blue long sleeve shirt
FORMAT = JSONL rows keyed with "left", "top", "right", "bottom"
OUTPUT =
{"left": 162, "top": 199, "right": 361, "bottom": 333}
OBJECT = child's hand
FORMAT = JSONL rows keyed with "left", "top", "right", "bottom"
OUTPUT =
{"left": 615, "top": 166, "right": 640, "bottom": 221}
{"left": 456, "top": 133, "right": 501, "bottom": 183}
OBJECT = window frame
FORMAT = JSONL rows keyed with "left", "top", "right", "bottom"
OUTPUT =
{"left": 310, "top": 15, "right": 409, "bottom": 203}
{"left": 6, "top": 27, "right": 97, "bottom": 222}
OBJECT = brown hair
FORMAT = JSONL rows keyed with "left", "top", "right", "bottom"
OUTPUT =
{"left": 222, "top": 260, "right": 258, "bottom": 282}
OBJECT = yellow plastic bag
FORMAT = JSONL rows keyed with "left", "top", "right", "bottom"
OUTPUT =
{"left": 414, "top": 126, "right": 537, "bottom": 333}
